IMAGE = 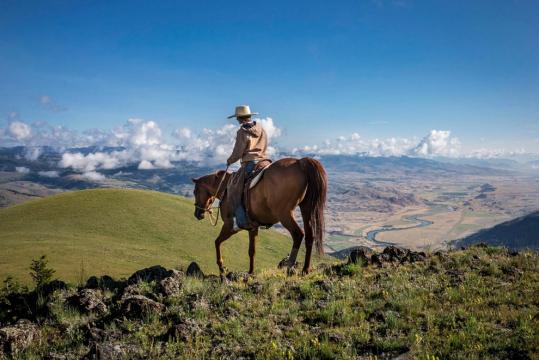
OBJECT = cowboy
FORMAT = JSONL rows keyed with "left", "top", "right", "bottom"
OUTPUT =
{"left": 226, "top": 105, "right": 269, "bottom": 231}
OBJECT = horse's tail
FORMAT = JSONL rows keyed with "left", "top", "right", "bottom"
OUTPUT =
{"left": 299, "top": 157, "right": 327, "bottom": 255}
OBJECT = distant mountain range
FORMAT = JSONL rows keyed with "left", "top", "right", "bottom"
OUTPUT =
{"left": 455, "top": 211, "right": 539, "bottom": 250}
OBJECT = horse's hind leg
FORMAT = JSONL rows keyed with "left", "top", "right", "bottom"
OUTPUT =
{"left": 280, "top": 212, "right": 304, "bottom": 270}
{"left": 300, "top": 205, "right": 314, "bottom": 274}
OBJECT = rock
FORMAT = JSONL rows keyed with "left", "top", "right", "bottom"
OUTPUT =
{"left": 85, "top": 341, "right": 142, "bottom": 359}
{"left": 127, "top": 265, "right": 172, "bottom": 285}
{"left": 85, "top": 275, "right": 123, "bottom": 291}
{"left": 370, "top": 253, "right": 383, "bottom": 267}
{"left": 41, "top": 279, "right": 68, "bottom": 295}
{"left": 348, "top": 248, "right": 369, "bottom": 265}
{"left": 186, "top": 262, "right": 204, "bottom": 278}
{"left": 226, "top": 271, "right": 249, "bottom": 282}
{"left": 69, "top": 289, "right": 108, "bottom": 315}
{"left": 313, "top": 279, "right": 332, "bottom": 292}
{"left": 382, "top": 246, "right": 408, "bottom": 262}
{"left": 164, "top": 318, "right": 202, "bottom": 342}
{"left": 248, "top": 282, "right": 263, "bottom": 294}
{"left": 121, "top": 295, "right": 164, "bottom": 318}
{"left": 0, "top": 319, "right": 40, "bottom": 354}
{"left": 159, "top": 276, "right": 181, "bottom": 296}
{"left": 401, "top": 250, "right": 427, "bottom": 264}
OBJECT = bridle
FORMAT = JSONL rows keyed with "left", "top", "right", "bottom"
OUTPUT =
{"left": 194, "top": 166, "right": 229, "bottom": 226}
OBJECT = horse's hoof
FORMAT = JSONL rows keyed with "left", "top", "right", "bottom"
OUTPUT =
{"left": 220, "top": 274, "right": 230, "bottom": 284}
{"left": 301, "top": 268, "right": 310, "bottom": 276}
{"left": 287, "top": 267, "right": 297, "bottom": 277}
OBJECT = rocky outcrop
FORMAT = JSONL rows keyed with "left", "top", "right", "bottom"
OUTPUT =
{"left": 0, "top": 319, "right": 40, "bottom": 355}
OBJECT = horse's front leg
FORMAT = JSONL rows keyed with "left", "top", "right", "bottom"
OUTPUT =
{"left": 248, "top": 228, "right": 258, "bottom": 274}
{"left": 215, "top": 223, "right": 235, "bottom": 276}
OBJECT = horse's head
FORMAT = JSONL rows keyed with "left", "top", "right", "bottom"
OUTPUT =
{"left": 191, "top": 171, "right": 227, "bottom": 220}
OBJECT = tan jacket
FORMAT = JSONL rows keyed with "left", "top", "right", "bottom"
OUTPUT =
{"left": 227, "top": 121, "right": 268, "bottom": 165}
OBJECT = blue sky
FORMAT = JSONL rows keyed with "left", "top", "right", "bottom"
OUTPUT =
{"left": 1, "top": 0, "right": 538, "bottom": 154}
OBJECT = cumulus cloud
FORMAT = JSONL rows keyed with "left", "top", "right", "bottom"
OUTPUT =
{"left": 23, "top": 147, "right": 42, "bottom": 161}
{"left": 170, "top": 117, "right": 283, "bottom": 165}
{"left": 81, "top": 171, "right": 106, "bottom": 181}
{"left": 410, "top": 130, "right": 460, "bottom": 157}
{"left": 59, "top": 118, "right": 185, "bottom": 172}
{"left": 293, "top": 129, "right": 460, "bottom": 158}
{"left": 8, "top": 121, "right": 31, "bottom": 140}
{"left": 15, "top": 166, "right": 30, "bottom": 174}
{"left": 38, "top": 170, "right": 59, "bottom": 178}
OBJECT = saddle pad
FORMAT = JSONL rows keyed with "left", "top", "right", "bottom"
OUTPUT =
{"left": 249, "top": 162, "right": 272, "bottom": 189}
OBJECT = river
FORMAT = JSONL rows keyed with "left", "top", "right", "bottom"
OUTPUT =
{"left": 366, "top": 214, "right": 434, "bottom": 246}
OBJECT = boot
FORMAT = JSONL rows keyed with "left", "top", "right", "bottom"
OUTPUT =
{"left": 233, "top": 205, "right": 252, "bottom": 231}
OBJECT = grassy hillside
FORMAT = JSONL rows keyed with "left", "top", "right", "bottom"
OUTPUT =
{"left": 0, "top": 245, "right": 537, "bottom": 358}
{"left": 0, "top": 189, "right": 296, "bottom": 283}
{"left": 456, "top": 211, "right": 539, "bottom": 250}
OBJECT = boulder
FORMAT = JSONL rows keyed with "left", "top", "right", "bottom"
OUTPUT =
{"left": 158, "top": 270, "right": 183, "bottom": 296}
{"left": 164, "top": 318, "right": 202, "bottom": 342}
{"left": 85, "top": 275, "right": 124, "bottom": 291}
{"left": 382, "top": 246, "right": 408, "bottom": 262}
{"left": 401, "top": 250, "right": 427, "bottom": 263}
{"left": 121, "top": 295, "right": 164, "bottom": 318}
{"left": 85, "top": 341, "right": 143, "bottom": 359}
{"left": 0, "top": 319, "right": 40, "bottom": 354}
{"left": 186, "top": 262, "right": 204, "bottom": 278}
{"left": 348, "top": 248, "right": 369, "bottom": 265}
{"left": 69, "top": 289, "right": 108, "bottom": 315}
{"left": 40, "top": 279, "right": 68, "bottom": 295}
{"left": 127, "top": 265, "right": 172, "bottom": 285}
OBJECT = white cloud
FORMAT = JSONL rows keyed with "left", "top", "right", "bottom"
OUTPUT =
{"left": 138, "top": 160, "right": 155, "bottom": 170}
{"left": 15, "top": 166, "right": 30, "bottom": 174}
{"left": 23, "top": 147, "right": 42, "bottom": 161}
{"left": 8, "top": 121, "right": 31, "bottom": 140}
{"left": 38, "top": 170, "right": 59, "bottom": 178}
{"left": 410, "top": 130, "right": 460, "bottom": 157}
{"left": 174, "top": 127, "right": 191, "bottom": 139}
{"left": 293, "top": 129, "right": 460, "bottom": 158}
{"left": 81, "top": 171, "right": 106, "bottom": 181}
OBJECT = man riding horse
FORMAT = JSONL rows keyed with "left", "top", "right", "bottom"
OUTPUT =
{"left": 226, "top": 105, "right": 271, "bottom": 231}
{"left": 192, "top": 105, "right": 327, "bottom": 275}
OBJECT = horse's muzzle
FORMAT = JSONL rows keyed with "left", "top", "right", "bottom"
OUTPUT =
{"left": 194, "top": 208, "right": 205, "bottom": 220}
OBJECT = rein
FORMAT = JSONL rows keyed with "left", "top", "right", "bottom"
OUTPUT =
{"left": 196, "top": 166, "right": 229, "bottom": 226}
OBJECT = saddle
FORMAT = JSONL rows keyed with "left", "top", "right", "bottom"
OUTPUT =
{"left": 243, "top": 159, "right": 273, "bottom": 228}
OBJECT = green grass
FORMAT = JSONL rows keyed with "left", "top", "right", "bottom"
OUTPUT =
{"left": 0, "top": 189, "right": 297, "bottom": 283}
{"left": 2, "top": 245, "right": 537, "bottom": 359}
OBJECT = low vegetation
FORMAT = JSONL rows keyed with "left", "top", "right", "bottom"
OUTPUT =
{"left": 1, "top": 245, "right": 537, "bottom": 359}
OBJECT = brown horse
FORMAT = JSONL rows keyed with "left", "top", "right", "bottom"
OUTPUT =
{"left": 192, "top": 157, "right": 327, "bottom": 275}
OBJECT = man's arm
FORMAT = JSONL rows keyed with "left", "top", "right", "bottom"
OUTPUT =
{"left": 227, "top": 129, "right": 248, "bottom": 165}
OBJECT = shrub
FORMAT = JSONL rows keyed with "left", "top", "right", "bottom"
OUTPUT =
{"left": 30, "top": 255, "right": 56, "bottom": 289}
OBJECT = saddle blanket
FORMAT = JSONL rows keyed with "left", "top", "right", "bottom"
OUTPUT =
{"left": 249, "top": 162, "right": 272, "bottom": 189}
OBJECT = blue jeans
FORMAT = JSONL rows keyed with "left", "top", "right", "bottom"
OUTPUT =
{"left": 234, "top": 161, "right": 256, "bottom": 228}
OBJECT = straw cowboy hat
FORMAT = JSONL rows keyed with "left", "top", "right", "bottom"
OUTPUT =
{"left": 227, "top": 105, "right": 259, "bottom": 119}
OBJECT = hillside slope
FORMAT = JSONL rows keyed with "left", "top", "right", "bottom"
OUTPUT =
{"left": 455, "top": 211, "right": 539, "bottom": 250}
{"left": 0, "top": 189, "right": 295, "bottom": 282}
{"left": 0, "top": 245, "right": 537, "bottom": 358}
